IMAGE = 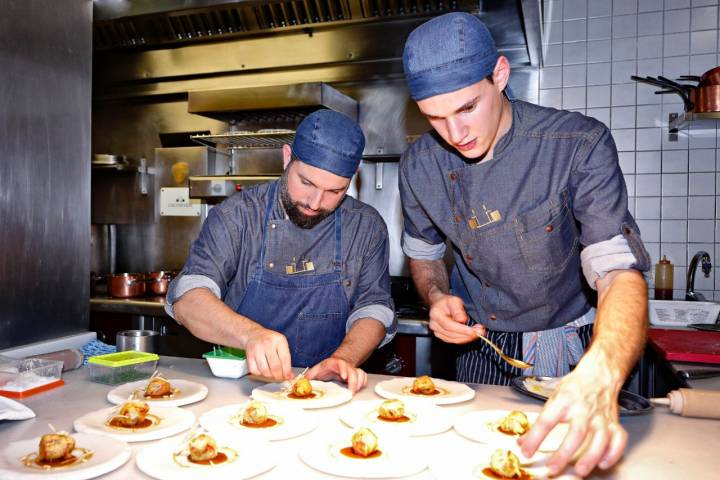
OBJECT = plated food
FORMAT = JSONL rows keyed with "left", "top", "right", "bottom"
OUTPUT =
{"left": 74, "top": 404, "right": 195, "bottom": 442}
{"left": 107, "top": 378, "right": 208, "bottom": 407}
{"left": 171, "top": 430, "right": 238, "bottom": 468}
{"left": 0, "top": 432, "right": 131, "bottom": 480}
{"left": 454, "top": 409, "right": 567, "bottom": 452}
{"left": 199, "top": 401, "right": 318, "bottom": 440}
{"left": 299, "top": 428, "right": 426, "bottom": 478}
{"left": 375, "top": 376, "right": 475, "bottom": 405}
{"left": 482, "top": 449, "right": 533, "bottom": 479}
{"left": 339, "top": 399, "right": 454, "bottom": 436}
{"left": 136, "top": 434, "right": 276, "bottom": 480}
{"left": 251, "top": 380, "right": 352, "bottom": 409}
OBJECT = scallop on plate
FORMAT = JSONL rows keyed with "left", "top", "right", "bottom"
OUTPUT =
{"left": 339, "top": 399, "right": 454, "bottom": 437}
{"left": 427, "top": 436, "right": 580, "bottom": 480}
{"left": 199, "top": 401, "right": 318, "bottom": 441}
{"left": 0, "top": 433, "right": 131, "bottom": 480}
{"left": 453, "top": 409, "right": 569, "bottom": 452}
{"left": 73, "top": 405, "right": 195, "bottom": 442}
{"left": 136, "top": 434, "right": 277, "bottom": 480}
{"left": 374, "top": 376, "right": 475, "bottom": 405}
{"left": 299, "top": 429, "right": 427, "bottom": 478}
{"left": 107, "top": 378, "right": 208, "bottom": 408}
{"left": 251, "top": 380, "right": 352, "bottom": 409}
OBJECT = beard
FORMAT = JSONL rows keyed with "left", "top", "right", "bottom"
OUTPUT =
{"left": 279, "top": 171, "right": 334, "bottom": 229}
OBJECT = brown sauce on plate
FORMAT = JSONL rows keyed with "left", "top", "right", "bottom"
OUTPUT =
{"left": 23, "top": 449, "right": 93, "bottom": 470}
{"left": 188, "top": 452, "right": 229, "bottom": 466}
{"left": 411, "top": 389, "right": 441, "bottom": 396}
{"left": 241, "top": 418, "right": 278, "bottom": 428}
{"left": 481, "top": 467, "right": 533, "bottom": 480}
{"left": 107, "top": 416, "right": 156, "bottom": 430}
{"left": 288, "top": 392, "right": 317, "bottom": 399}
{"left": 340, "top": 446, "right": 382, "bottom": 459}
{"left": 377, "top": 415, "right": 411, "bottom": 423}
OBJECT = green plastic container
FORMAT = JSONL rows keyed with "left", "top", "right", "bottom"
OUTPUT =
{"left": 88, "top": 351, "right": 159, "bottom": 385}
{"left": 202, "top": 346, "right": 247, "bottom": 378}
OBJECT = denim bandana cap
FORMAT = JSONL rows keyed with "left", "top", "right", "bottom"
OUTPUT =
{"left": 291, "top": 109, "right": 365, "bottom": 178}
{"left": 403, "top": 12, "right": 501, "bottom": 101}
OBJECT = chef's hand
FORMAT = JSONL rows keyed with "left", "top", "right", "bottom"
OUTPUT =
{"left": 518, "top": 359, "right": 626, "bottom": 478}
{"left": 307, "top": 356, "right": 367, "bottom": 394}
{"left": 243, "top": 324, "right": 293, "bottom": 382}
{"left": 428, "top": 293, "right": 486, "bottom": 343}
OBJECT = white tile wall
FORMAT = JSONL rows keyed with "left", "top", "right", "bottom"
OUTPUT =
{"left": 538, "top": 0, "right": 720, "bottom": 298}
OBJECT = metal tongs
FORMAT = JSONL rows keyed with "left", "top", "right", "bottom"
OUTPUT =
{"left": 280, "top": 366, "right": 309, "bottom": 395}
{"left": 475, "top": 332, "right": 533, "bottom": 370}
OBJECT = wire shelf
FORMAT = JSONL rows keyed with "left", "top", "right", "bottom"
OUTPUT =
{"left": 190, "top": 130, "right": 295, "bottom": 149}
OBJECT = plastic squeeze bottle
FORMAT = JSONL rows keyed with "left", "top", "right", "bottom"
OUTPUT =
{"left": 654, "top": 255, "right": 673, "bottom": 300}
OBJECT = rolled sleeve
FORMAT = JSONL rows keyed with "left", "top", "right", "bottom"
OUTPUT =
{"left": 570, "top": 124, "right": 651, "bottom": 274}
{"left": 580, "top": 235, "right": 641, "bottom": 289}
{"left": 164, "top": 274, "right": 222, "bottom": 320}
{"left": 346, "top": 304, "right": 396, "bottom": 347}
{"left": 402, "top": 231, "right": 446, "bottom": 260}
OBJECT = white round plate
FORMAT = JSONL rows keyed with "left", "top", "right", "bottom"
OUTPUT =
{"left": 339, "top": 399, "right": 454, "bottom": 437}
{"left": 0, "top": 433, "right": 131, "bottom": 480}
{"left": 299, "top": 431, "right": 427, "bottom": 478}
{"left": 136, "top": 435, "right": 277, "bottom": 480}
{"left": 73, "top": 406, "right": 195, "bottom": 442}
{"left": 199, "top": 401, "right": 318, "bottom": 441}
{"left": 251, "top": 380, "right": 352, "bottom": 409}
{"left": 427, "top": 436, "right": 567, "bottom": 480}
{"left": 107, "top": 378, "right": 208, "bottom": 407}
{"left": 374, "top": 377, "right": 475, "bottom": 405}
{"left": 453, "top": 409, "right": 568, "bottom": 452}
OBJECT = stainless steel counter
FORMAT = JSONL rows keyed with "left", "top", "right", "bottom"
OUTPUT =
{"left": 2, "top": 356, "right": 719, "bottom": 479}
{"left": 90, "top": 296, "right": 431, "bottom": 335}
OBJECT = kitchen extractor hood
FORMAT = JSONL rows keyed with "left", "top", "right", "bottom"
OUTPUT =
{"left": 93, "top": 0, "right": 543, "bottom": 68}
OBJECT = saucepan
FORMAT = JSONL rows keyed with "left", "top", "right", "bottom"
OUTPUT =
{"left": 146, "top": 270, "right": 175, "bottom": 296}
{"left": 631, "top": 74, "right": 720, "bottom": 114}
{"left": 108, "top": 273, "right": 146, "bottom": 298}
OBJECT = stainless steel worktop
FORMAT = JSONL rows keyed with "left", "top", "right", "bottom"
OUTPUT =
{"left": 2, "top": 356, "right": 719, "bottom": 479}
{"left": 90, "top": 296, "right": 431, "bottom": 336}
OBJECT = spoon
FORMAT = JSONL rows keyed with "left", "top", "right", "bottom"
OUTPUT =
{"left": 475, "top": 332, "right": 533, "bottom": 369}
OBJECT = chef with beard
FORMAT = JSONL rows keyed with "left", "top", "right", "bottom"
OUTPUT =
{"left": 166, "top": 110, "right": 395, "bottom": 392}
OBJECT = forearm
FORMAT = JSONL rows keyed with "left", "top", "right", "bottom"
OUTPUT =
{"left": 331, "top": 318, "right": 385, "bottom": 367}
{"left": 579, "top": 269, "right": 648, "bottom": 384}
{"left": 172, "top": 288, "right": 261, "bottom": 349}
{"left": 409, "top": 258, "right": 450, "bottom": 305}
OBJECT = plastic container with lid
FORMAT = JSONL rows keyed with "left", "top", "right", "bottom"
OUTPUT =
{"left": 0, "top": 356, "right": 64, "bottom": 398}
{"left": 88, "top": 351, "right": 159, "bottom": 385}
{"left": 654, "top": 255, "right": 674, "bottom": 300}
{"left": 202, "top": 346, "right": 248, "bottom": 379}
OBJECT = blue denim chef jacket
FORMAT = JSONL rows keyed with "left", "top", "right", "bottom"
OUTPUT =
{"left": 400, "top": 99, "right": 650, "bottom": 332}
{"left": 168, "top": 180, "right": 395, "bottom": 366}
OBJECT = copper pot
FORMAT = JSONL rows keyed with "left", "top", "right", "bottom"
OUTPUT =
{"left": 108, "top": 273, "right": 146, "bottom": 298}
{"left": 688, "top": 85, "right": 720, "bottom": 113}
{"left": 699, "top": 66, "right": 720, "bottom": 86}
{"left": 147, "top": 271, "right": 173, "bottom": 296}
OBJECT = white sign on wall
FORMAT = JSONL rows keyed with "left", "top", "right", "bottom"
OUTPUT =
{"left": 160, "top": 187, "right": 202, "bottom": 216}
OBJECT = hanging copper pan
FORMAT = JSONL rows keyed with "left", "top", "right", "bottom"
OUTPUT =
{"left": 688, "top": 85, "right": 720, "bottom": 114}
{"left": 699, "top": 66, "right": 720, "bottom": 86}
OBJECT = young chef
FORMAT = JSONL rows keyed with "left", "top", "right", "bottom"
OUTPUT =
{"left": 166, "top": 110, "right": 396, "bottom": 393}
{"left": 400, "top": 12, "right": 650, "bottom": 477}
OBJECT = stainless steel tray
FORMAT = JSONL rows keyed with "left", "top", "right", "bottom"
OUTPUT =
{"left": 511, "top": 375, "right": 653, "bottom": 416}
{"left": 190, "top": 130, "right": 295, "bottom": 149}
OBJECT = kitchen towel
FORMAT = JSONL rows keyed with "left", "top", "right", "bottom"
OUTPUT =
{"left": 0, "top": 395, "right": 35, "bottom": 421}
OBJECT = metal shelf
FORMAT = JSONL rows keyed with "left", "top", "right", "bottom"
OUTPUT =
{"left": 668, "top": 111, "right": 720, "bottom": 133}
{"left": 190, "top": 130, "right": 295, "bottom": 149}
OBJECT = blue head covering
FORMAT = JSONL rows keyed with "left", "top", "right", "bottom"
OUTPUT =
{"left": 291, "top": 109, "right": 365, "bottom": 179}
{"left": 403, "top": 12, "right": 501, "bottom": 101}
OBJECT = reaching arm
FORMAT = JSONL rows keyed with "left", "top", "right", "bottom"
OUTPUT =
{"left": 307, "top": 317, "right": 385, "bottom": 393}
{"left": 173, "top": 288, "right": 293, "bottom": 381}
{"left": 519, "top": 269, "right": 648, "bottom": 477}
{"left": 409, "top": 258, "right": 485, "bottom": 342}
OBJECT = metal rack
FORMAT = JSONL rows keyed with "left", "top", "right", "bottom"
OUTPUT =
{"left": 668, "top": 111, "right": 720, "bottom": 133}
{"left": 190, "top": 130, "right": 295, "bottom": 149}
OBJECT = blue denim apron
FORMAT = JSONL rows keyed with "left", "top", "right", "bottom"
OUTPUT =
{"left": 234, "top": 182, "right": 349, "bottom": 367}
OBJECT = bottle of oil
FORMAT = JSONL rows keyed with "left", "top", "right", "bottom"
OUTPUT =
{"left": 654, "top": 255, "right": 674, "bottom": 300}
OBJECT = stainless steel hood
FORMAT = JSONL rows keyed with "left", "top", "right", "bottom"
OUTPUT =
{"left": 93, "top": 0, "right": 542, "bottom": 68}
